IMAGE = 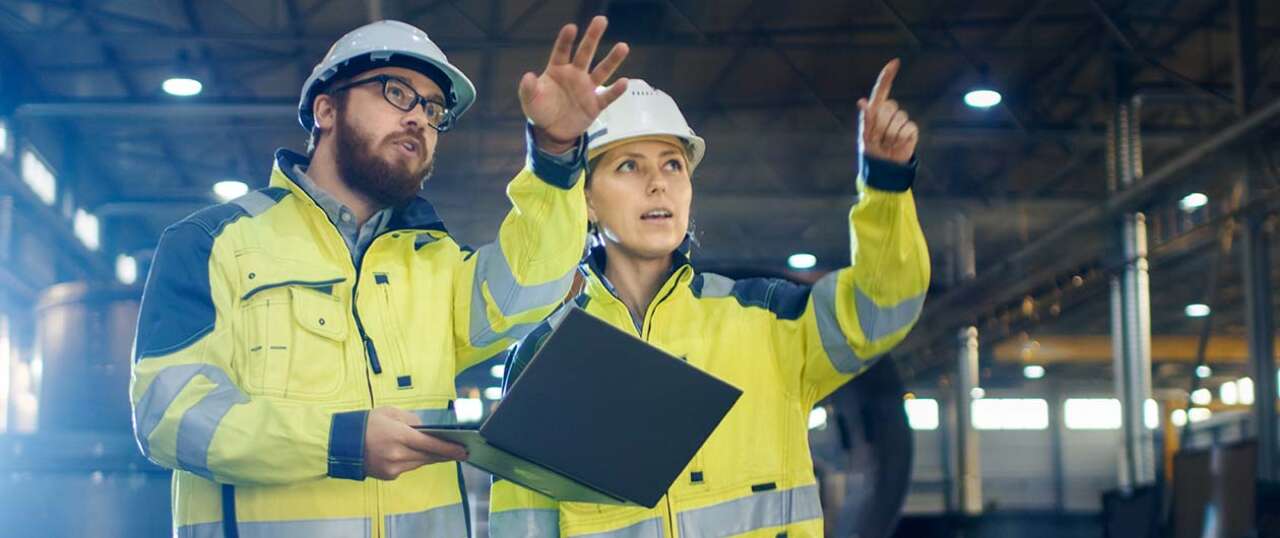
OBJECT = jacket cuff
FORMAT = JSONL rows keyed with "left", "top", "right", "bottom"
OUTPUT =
{"left": 327, "top": 410, "right": 368, "bottom": 481}
{"left": 860, "top": 154, "right": 917, "bottom": 192}
{"left": 526, "top": 123, "right": 587, "bottom": 190}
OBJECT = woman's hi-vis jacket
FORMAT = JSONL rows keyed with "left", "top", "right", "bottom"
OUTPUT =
{"left": 489, "top": 156, "right": 930, "bottom": 538}
{"left": 129, "top": 133, "right": 587, "bottom": 538}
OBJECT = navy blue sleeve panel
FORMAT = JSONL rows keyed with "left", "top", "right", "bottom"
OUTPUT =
{"left": 502, "top": 319, "right": 555, "bottom": 395}
{"left": 731, "top": 278, "right": 813, "bottom": 321}
{"left": 524, "top": 122, "right": 588, "bottom": 190}
{"left": 134, "top": 201, "right": 255, "bottom": 361}
{"left": 690, "top": 273, "right": 813, "bottom": 321}
{"left": 134, "top": 221, "right": 220, "bottom": 361}
{"left": 327, "top": 410, "right": 369, "bottom": 481}
{"left": 860, "top": 154, "right": 918, "bottom": 192}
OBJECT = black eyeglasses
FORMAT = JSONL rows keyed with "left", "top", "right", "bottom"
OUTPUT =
{"left": 330, "top": 74, "right": 455, "bottom": 132}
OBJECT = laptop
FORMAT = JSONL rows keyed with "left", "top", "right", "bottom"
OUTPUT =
{"left": 416, "top": 306, "right": 742, "bottom": 508}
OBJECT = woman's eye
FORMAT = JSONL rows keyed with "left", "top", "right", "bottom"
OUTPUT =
{"left": 616, "top": 160, "right": 636, "bottom": 173}
{"left": 664, "top": 159, "right": 684, "bottom": 172}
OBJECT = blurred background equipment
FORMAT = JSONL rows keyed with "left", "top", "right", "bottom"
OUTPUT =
{"left": 34, "top": 283, "right": 138, "bottom": 432}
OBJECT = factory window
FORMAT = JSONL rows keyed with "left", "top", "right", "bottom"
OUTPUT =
{"left": 1064, "top": 398, "right": 1160, "bottom": 430}
{"left": 972, "top": 398, "right": 1048, "bottom": 430}
{"left": 20, "top": 148, "right": 57, "bottom": 205}
{"left": 1145, "top": 399, "right": 1160, "bottom": 429}
{"left": 0, "top": 119, "right": 9, "bottom": 160}
{"left": 73, "top": 209, "right": 99, "bottom": 251}
{"left": 808, "top": 406, "right": 828, "bottom": 430}
{"left": 1064, "top": 398, "right": 1121, "bottom": 430}
{"left": 904, "top": 398, "right": 939, "bottom": 430}
{"left": 454, "top": 398, "right": 483, "bottom": 423}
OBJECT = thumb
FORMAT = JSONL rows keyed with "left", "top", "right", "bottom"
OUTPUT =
{"left": 380, "top": 406, "right": 421, "bottom": 426}
{"left": 518, "top": 72, "right": 538, "bottom": 105}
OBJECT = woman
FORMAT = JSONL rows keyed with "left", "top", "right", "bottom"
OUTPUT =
{"left": 489, "top": 61, "right": 929, "bottom": 538}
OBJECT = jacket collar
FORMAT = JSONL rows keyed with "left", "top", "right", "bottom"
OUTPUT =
{"left": 271, "top": 148, "right": 448, "bottom": 233}
{"left": 583, "top": 233, "right": 695, "bottom": 298}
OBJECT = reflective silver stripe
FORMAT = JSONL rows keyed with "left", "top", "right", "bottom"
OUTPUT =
{"left": 176, "top": 521, "right": 222, "bottom": 538}
{"left": 698, "top": 273, "right": 735, "bottom": 298}
{"left": 812, "top": 272, "right": 924, "bottom": 373}
{"left": 231, "top": 190, "right": 277, "bottom": 217}
{"left": 489, "top": 509, "right": 559, "bottom": 538}
{"left": 134, "top": 363, "right": 247, "bottom": 467}
{"left": 571, "top": 517, "right": 664, "bottom": 538}
{"left": 468, "top": 241, "right": 576, "bottom": 348}
{"left": 677, "top": 485, "right": 822, "bottom": 538}
{"left": 412, "top": 408, "right": 458, "bottom": 426}
{"left": 854, "top": 287, "right": 925, "bottom": 341}
{"left": 385, "top": 503, "right": 467, "bottom": 538}
{"left": 176, "top": 370, "right": 250, "bottom": 479}
{"left": 178, "top": 517, "right": 370, "bottom": 538}
{"left": 812, "top": 273, "right": 863, "bottom": 373}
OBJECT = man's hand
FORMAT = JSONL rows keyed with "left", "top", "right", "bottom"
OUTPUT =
{"left": 521, "top": 15, "right": 630, "bottom": 154}
{"left": 857, "top": 58, "right": 918, "bottom": 165}
{"left": 363, "top": 406, "right": 467, "bottom": 481}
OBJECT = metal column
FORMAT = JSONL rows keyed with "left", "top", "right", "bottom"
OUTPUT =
{"left": 950, "top": 327, "right": 983, "bottom": 515}
{"left": 1108, "top": 55, "right": 1156, "bottom": 491}
{"left": 1242, "top": 211, "right": 1275, "bottom": 480}
{"left": 1232, "top": 0, "right": 1278, "bottom": 482}
{"left": 1047, "top": 380, "right": 1067, "bottom": 512}
{"left": 945, "top": 212, "right": 977, "bottom": 286}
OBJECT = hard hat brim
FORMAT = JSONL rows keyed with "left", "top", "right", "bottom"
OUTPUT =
{"left": 299, "top": 51, "right": 476, "bottom": 132}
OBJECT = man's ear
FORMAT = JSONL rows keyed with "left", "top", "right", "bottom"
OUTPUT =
{"left": 313, "top": 93, "right": 337, "bottom": 132}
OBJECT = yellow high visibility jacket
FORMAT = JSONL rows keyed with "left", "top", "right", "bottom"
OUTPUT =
{"left": 130, "top": 139, "right": 587, "bottom": 538}
{"left": 489, "top": 158, "right": 930, "bottom": 538}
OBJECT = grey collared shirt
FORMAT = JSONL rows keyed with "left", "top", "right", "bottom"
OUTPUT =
{"left": 288, "top": 164, "right": 394, "bottom": 267}
{"left": 286, "top": 137, "right": 578, "bottom": 266}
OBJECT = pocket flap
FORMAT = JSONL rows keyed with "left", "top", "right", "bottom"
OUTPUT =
{"left": 237, "top": 251, "right": 347, "bottom": 300}
{"left": 291, "top": 287, "right": 348, "bottom": 341}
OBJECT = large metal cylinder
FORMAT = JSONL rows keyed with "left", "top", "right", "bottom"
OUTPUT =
{"left": 811, "top": 357, "right": 913, "bottom": 538}
{"left": 34, "top": 282, "right": 140, "bottom": 432}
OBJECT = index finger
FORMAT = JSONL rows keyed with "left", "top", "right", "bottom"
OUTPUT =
{"left": 404, "top": 431, "right": 469, "bottom": 461}
{"left": 868, "top": 58, "right": 900, "bottom": 105}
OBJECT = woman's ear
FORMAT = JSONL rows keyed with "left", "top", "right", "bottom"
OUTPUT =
{"left": 585, "top": 188, "right": 599, "bottom": 224}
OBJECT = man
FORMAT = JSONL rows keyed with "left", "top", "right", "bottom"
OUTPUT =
{"left": 130, "top": 17, "right": 629, "bottom": 537}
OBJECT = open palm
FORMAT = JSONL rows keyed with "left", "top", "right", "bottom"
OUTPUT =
{"left": 521, "top": 16, "right": 630, "bottom": 153}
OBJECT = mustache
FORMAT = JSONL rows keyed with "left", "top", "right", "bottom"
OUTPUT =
{"left": 384, "top": 130, "right": 427, "bottom": 152}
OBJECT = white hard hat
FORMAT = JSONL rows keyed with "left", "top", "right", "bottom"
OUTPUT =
{"left": 586, "top": 80, "right": 706, "bottom": 172}
{"left": 298, "top": 20, "right": 476, "bottom": 132}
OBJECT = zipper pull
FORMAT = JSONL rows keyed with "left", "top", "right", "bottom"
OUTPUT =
{"left": 363, "top": 337, "right": 383, "bottom": 374}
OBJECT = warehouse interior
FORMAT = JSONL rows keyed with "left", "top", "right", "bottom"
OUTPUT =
{"left": 0, "top": 0, "right": 1278, "bottom": 536}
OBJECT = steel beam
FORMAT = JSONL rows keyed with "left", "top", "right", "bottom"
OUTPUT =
{"left": 1232, "top": 0, "right": 1278, "bottom": 482}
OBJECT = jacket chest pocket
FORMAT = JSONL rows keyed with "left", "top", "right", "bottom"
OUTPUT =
{"left": 238, "top": 265, "right": 350, "bottom": 399}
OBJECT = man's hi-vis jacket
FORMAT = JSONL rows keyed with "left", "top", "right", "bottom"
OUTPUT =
{"left": 489, "top": 157, "right": 930, "bottom": 538}
{"left": 130, "top": 136, "right": 587, "bottom": 538}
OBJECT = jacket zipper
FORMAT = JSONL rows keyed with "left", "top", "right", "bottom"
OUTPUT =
{"left": 308, "top": 213, "right": 386, "bottom": 536}
{"left": 587, "top": 262, "right": 691, "bottom": 537}
{"left": 620, "top": 265, "right": 688, "bottom": 538}
{"left": 374, "top": 273, "right": 413, "bottom": 383}
{"left": 309, "top": 209, "right": 387, "bottom": 378}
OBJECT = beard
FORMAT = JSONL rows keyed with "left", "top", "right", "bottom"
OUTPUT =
{"left": 332, "top": 109, "right": 435, "bottom": 208}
